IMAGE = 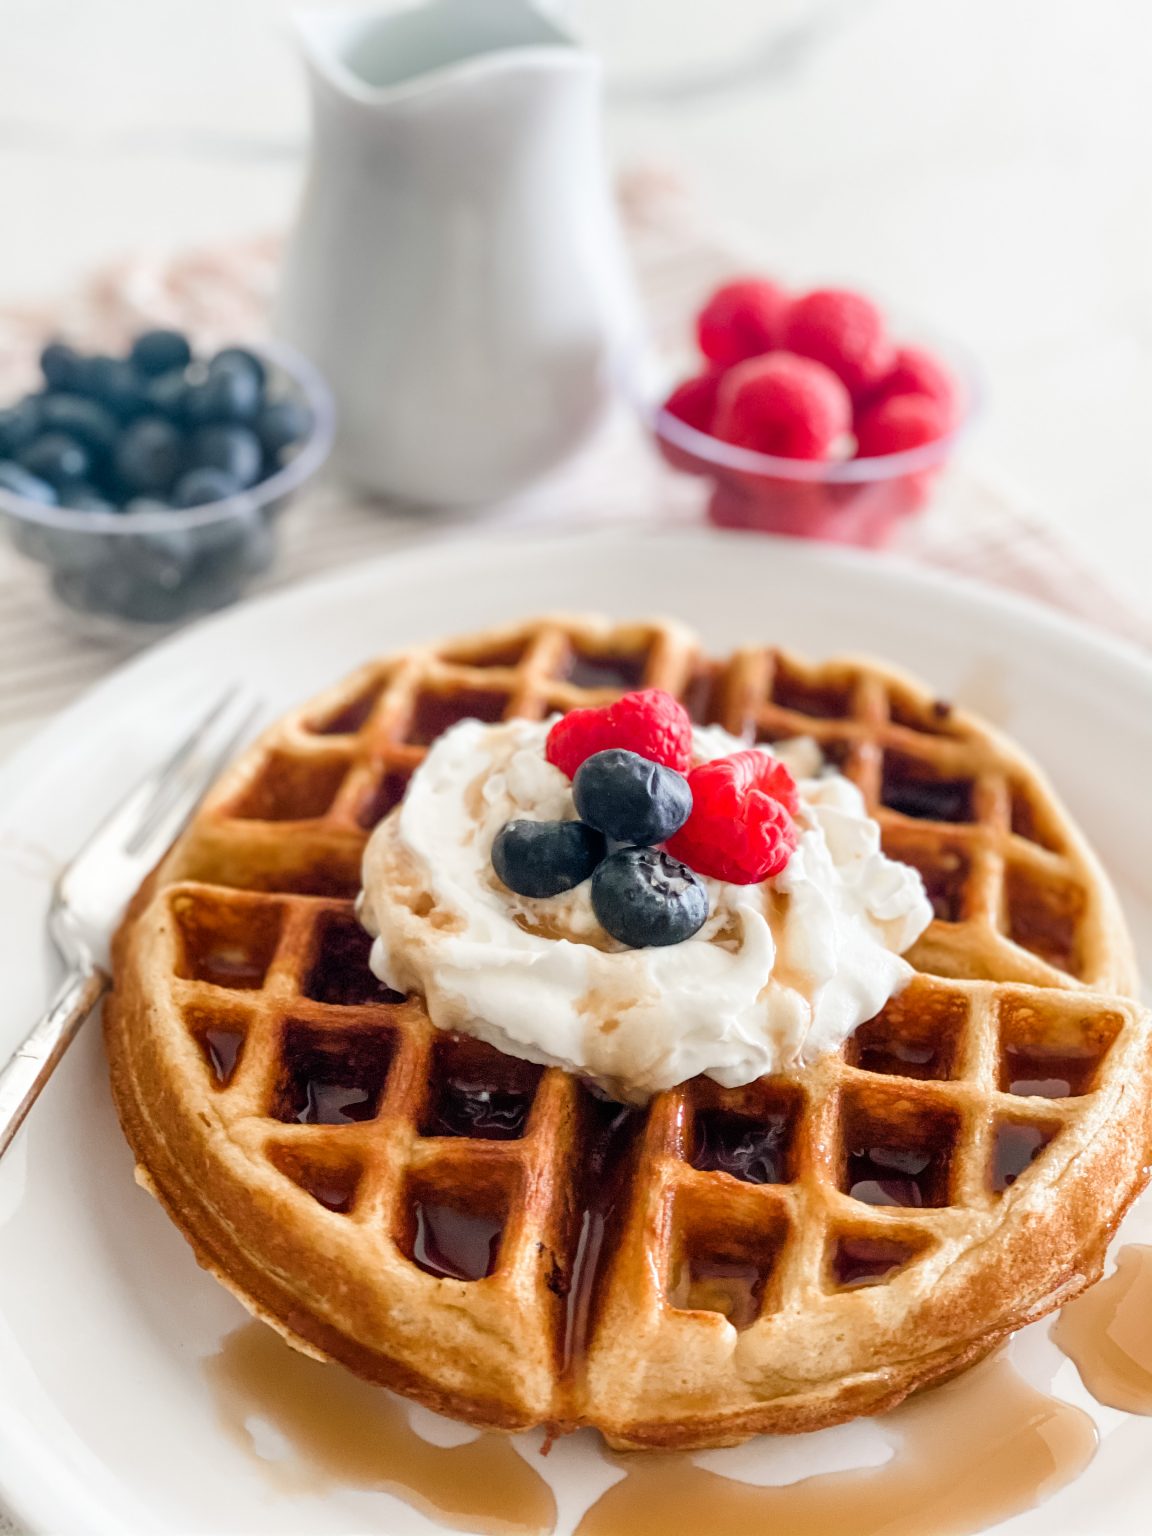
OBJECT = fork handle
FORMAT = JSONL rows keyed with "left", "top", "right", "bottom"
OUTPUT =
{"left": 0, "top": 966, "right": 108, "bottom": 1161}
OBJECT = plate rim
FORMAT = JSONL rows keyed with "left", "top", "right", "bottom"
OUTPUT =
{"left": 0, "top": 525, "right": 1150, "bottom": 1536}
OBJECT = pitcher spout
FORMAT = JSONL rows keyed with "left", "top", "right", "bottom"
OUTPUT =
{"left": 294, "top": 0, "right": 581, "bottom": 106}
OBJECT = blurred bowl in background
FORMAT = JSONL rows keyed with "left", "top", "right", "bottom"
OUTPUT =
{"left": 632, "top": 326, "right": 982, "bottom": 549}
{"left": 0, "top": 339, "right": 334, "bottom": 638}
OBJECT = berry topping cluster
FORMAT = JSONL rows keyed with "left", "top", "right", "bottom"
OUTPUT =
{"left": 663, "top": 276, "right": 958, "bottom": 464}
{"left": 489, "top": 690, "right": 800, "bottom": 949}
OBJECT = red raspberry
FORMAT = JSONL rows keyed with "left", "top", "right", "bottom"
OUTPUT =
{"left": 780, "top": 288, "right": 894, "bottom": 399}
{"left": 661, "top": 370, "right": 723, "bottom": 435}
{"left": 667, "top": 751, "right": 799, "bottom": 885}
{"left": 696, "top": 278, "right": 789, "bottom": 367}
{"left": 546, "top": 689, "right": 692, "bottom": 780}
{"left": 714, "top": 352, "right": 851, "bottom": 460}
{"left": 854, "top": 392, "right": 948, "bottom": 458}
{"left": 866, "top": 344, "right": 958, "bottom": 425}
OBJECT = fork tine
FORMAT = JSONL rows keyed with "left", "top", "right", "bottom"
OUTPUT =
{"left": 136, "top": 685, "right": 241, "bottom": 806}
{"left": 62, "top": 689, "right": 258, "bottom": 877}
{"left": 125, "top": 693, "right": 262, "bottom": 859}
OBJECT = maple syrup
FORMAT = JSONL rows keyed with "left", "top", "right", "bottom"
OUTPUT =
{"left": 668, "top": 1255, "right": 764, "bottom": 1329}
{"left": 561, "top": 1092, "right": 641, "bottom": 1374}
{"left": 423, "top": 1035, "right": 541, "bottom": 1141}
{"left": 305, "top": 915, "right": 404, "bottom": 1006}
{"left": 692, "top": 1109, "right": 791, "bottom": 1185}
{"left": 1053, "top": 1243, "right": 1152, "bottom": 1414}
{"left": 832, "top": 1234, "right": 919, "bottom": 1289}
{"left": 1003, "top": 865, "right": 1081, "bottom": 977}
{"left": 428, "top": 1075, "right": 534, "bottom": 1139}
{"left": 904, "top": 847, "right": 969, "bottom": 923}
{"left": 855, "top": 1036, "right": 940, "bottom": 1078}
{"left": 846, "top": 1143, "right": 945, "bottom": 1209}
{"left": 201, "top": 1027, "right": 245, "bottom": 1086}
{"left": 298, "top": 1167, "right": 361, "bottom": 1214}
{"left": 407, "top": 688, "right": 509, "bottom": 746}
{"left": 357, "top": 769, "right": 411, "bottom": 830}
{"left": 566, "top": 650, "right": 646, "bottom": 691}
{"left": 848, "top": 990, "right": 966, "bottom": 1081}
{"left": 208, "top": 1333, "right": 1098, "bottom": 1535}
{"left": 175, "top": 893, "right": 281, "bottom": 988}
{"left": 274, "top": 1024, "right": 392, "bottom": 1125}
{"left": 990, "top": 1121, "right": 1054, "bottom": 1192}
{"left": 1000, "top": 1043, "right": 1097, "bottom": 1099}
{"left": 310, "top": 683, "right": 381, "bottom": 736}
{"left": 881, "top": 754, "right": 974, "bottom": 823}
{"left": 576, "top": 1357, "right": 1097, "bottom": 1536}
{"left": 410, "top": 1201, "right": 504, "bottom": 1281}
{"left": 770, "top": 667, "right": 853, "bottom": 720}
{"left": 205, "top": 1323, "right": 556, "bottom": 1534}
{"left": 197, "top": 947, "right": 270, "bottom": 990}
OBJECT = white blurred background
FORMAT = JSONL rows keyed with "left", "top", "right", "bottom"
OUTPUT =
{"left": 1, "top": 0, "right": 1150, "bottom": 606}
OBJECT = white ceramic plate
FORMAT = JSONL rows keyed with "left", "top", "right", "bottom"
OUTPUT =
{"left": 0, "top": 529, "right": 1150, "bottom": 1536}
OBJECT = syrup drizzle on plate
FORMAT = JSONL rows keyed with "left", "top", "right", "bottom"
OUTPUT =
{"left": 206, "top": 1325, "right": 1097, "bottom": 1536}
{"left": 576, "top": 1357, "right": 1096, "bottom": 1536}
{"left": 204, "top": 1323, "right": 556, "bottom": 1535}
{"left": 1053, "top": 1243, "right": 1152, "bottom": 1414}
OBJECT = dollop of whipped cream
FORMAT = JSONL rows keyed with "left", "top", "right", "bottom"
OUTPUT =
{"left": 359, "top": 719, "right": 932, "bottom": 1104}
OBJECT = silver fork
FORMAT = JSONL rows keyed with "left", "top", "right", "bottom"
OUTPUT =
{"left": 0, "top": 688, "right": 259, "bottom": 1160}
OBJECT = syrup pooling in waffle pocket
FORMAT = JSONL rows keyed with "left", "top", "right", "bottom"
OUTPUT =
{"left": 106, "top": 615, "right": 1151, "bottom": 1449}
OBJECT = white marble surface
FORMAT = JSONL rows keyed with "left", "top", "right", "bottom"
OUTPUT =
{"left": 1, "top": 0, "right": 1150, "bottom": 615}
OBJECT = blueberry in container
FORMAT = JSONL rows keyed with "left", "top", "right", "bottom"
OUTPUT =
{"left": 130, "top": 328, "right": 193, "bottom": 378}
{"left": 0, "top": 337, "right": 333, "bottom": 637}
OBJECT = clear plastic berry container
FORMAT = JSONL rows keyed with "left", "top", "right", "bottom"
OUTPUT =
{"left": 634, "top": 331, "right": 981, "bottom": 548}
{"left": 0, "top": 340, "right": 334, "bottom": 638}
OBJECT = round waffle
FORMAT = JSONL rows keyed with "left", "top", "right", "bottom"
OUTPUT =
{"left": 106, "top": 615, "right": 1150, "bottom": 1447}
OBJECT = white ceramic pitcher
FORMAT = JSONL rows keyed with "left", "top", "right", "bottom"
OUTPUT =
{"left": 277, "top": 0, "right": 637, "bottom": 506}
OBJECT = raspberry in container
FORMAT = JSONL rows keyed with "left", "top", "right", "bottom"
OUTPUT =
{"left": 632, "top": 277, "right": 981, "bottom": 548}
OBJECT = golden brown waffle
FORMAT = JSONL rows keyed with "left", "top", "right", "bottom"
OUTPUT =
{"left": 107, "top": 615, "right": 1150, "bottom": 1447}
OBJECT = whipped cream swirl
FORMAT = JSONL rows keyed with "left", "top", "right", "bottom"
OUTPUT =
{"left": 359, "top": 718, "right": 932, "bottom": 1104}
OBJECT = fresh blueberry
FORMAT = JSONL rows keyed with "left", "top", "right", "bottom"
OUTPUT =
{"left": 196, "top": 505, "right": 276, "bottom": 575}
{"left": 0, "top": 399, "right": 43, "bottom": 457}
{"left": 573, "top": 749, "right": 692, "bottom": 846}
{"left": 211, "top": 346, "right": 266, "bottom": 389}
{"left": 184, "top": 357, "right": 261, "bottom": 426}
{"left": 123, "top": 496, "right": 170, "bottom": 515}
{"left": 38, "top": 394, "right": 119, "bottom": 457}
{"left": 120, "top": 524, "right": 200, "bottom": 590}
{"left": 170, "top": 467, "right": 242, "bottom": 508}
{"left": 57, "top": 484, "right": 117, "bottom": 512}
{"left": 254, "top": 396, "right": 313, "bottom": 457}
{"left": 12, "top": 519, "right": 107, "bottom": 572}
{"left": 78, "top": 355, "right": 148, "bottom": 419}
{"left": 129, "top": 328, "right": 193, "bottom": 378}
{"left": 491, "top": 819, "right": 606, "bottom": 898}
{"left": 188, "top": 424, "right": 263, "bottom": 489}
{"left": 52, "top": 565, "right": 184, "bottom": 624}
{"left": 114, "top": 416, "right": 184, "bottom": 496}
{"left": 0, "top": 459, "right": 58, "bottom": 505}
{"left": 144, "top": 369, "right": 189, "bottom": 421}
{"left": 590, "top": 847, "right": 708, "bottom": 948}
{"left": 40, "top": 341, "right": 84, "bottom": 392}
{"left": 17, "top": 432, "right": 92, "bottom": 490}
